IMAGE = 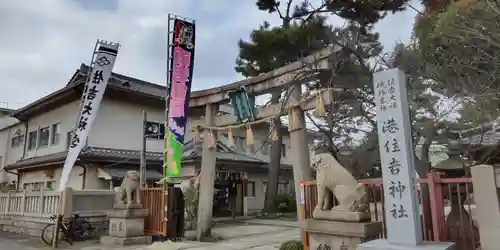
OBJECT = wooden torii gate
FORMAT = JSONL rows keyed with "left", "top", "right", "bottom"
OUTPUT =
{"left": 185, "top": 45, "right": 341, "bottom": 240}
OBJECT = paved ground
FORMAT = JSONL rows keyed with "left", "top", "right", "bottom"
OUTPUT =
{"left": 148, "top": 227, "right": 299, "bottom": 250}
{"left": 0, "top": 231, "right": 107, "bottom": 250}
{"left": 0, "top": 219, "right": 299, "bottom": 250}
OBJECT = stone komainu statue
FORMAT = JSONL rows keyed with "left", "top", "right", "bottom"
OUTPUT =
{"left": 310, "top": 153, "right": 369, "bottom": 212}
{"left": 116, "top": 170, "right": 141, "bottom": 204}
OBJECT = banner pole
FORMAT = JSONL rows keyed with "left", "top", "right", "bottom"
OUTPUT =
{"left": 163, "top": 13, "right": 173, "bottom": 238}
{"left": 164, "top": 13, "right": 196, "bottom": 240}
{"left": 53, "top": 40, "right": 120, "bottom": 248}
{"left": 140, "top": 111, "right": 147, "bottom": 188}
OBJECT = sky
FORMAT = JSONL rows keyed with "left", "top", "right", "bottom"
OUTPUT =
{"left": 0, "top": 0, "right": 420, "bottom": 109}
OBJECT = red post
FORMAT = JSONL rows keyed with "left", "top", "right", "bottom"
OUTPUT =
{"left": 428, "top": 172, "right": 445, "bottom": 241}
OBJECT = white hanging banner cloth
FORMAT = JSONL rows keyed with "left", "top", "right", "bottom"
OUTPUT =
{"left": 58, "top": 42, "right": 119, "bottom": 191}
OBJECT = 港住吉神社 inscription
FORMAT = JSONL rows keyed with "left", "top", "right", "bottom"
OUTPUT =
{"left": 373, "top": 68, "right": 422, "bottom": 245}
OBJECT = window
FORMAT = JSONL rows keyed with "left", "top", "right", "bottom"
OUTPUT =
{"left": 66, "top": 130, "right": 74, "bottom": 149}
{"left": 66, "top": 130, "right": 87, "bottom": 149}
{"left": 11, "top": 137, "right": 18, "bottom": 147}
{"left": 11, "top": 135, "right": 22, "bottom": 148}
{"left": 281, "top": 144, "right": 286, "bottom": 157}
{"left": 246, "top": 181, "right": 256, "bottom": 197}
{"left": 45, "top": 181, "right": 55, "bottom": 190}
{"left": 28, "top": 130, "right": 37, "bottom": 150}
{"left": 23, "top": 182, "right": 44, "bottom": 191}
{"left": 38, "top": 126, "right": 50, "bottom": 148}
{"left": 10, "top": 130, "right": 24, "bottom": 148}
{"left": 51, "top": 123, "right": 61, "bottom": 145}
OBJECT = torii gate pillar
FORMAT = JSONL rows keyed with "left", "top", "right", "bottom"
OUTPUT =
{"left": 196, "top": 103, "right": 218, "bottom": 241}
{"left": 287, "top": 83, "right": 315, "bottom": 215}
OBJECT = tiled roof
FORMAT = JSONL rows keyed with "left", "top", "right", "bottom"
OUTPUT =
{"left": 183, "top": 139, "right": 266, "bottom": 163}
{"left": 78, "top": 64, "right": 168, "bottom": 100}
{"left": 0, "top": 107, "right": 14, "bottom": 114}
{"left": 5, "top": 151, "right": 69, "bottom": 169}
{"left": 82, "top": 147, "right": 163, "bottom": 161}
{"left": 6, "top": 139, "right": 266, "bottom": 170}
{"left": 99, "top": 167, "right": 163, "bottom": 181}
{"left": 85, "top": 139, "right": 265, "bottom": 164}
{"left": 461, "top": 130, "right": 500, "bottom": 146}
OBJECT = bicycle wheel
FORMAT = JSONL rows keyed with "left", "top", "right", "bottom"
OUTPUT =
{"left": 40, "top": 224, "right": 56, "bottom": 246}
{"left": 41, "top": 223, "right": 74, "bottom": 246}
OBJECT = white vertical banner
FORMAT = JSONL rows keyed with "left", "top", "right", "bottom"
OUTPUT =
{"left": 299, "top": 179, "right": 305, "bottom": 205}
{"left": 373, "top": 68, "right": 422, "bottom": 246}
{"left": 58, "top": 41, "right": 119, "bottom": 191}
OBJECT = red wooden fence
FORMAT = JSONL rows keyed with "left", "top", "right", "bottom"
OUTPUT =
{"left": 300, "top": 173, "right": 480, "bottom": 249}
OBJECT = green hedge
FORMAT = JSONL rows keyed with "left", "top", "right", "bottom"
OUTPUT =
{"left": 279, "top": 240, "right": 303, "bottom": 250}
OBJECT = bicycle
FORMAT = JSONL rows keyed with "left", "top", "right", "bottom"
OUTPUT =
{"left": 40, "top": 213, "right": 94, "bottom": 246}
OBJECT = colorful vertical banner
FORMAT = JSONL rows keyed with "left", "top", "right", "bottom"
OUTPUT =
{"left": 164, "top": 18, "right": 195, "bottom": 178}
{"left": 59, "top": 41, "right": 119, "bottom": 191}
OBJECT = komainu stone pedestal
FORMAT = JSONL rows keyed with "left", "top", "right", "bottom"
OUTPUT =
{"left": 100, "top": 203, "right": 152, "bottom": 246}
{"left": 313, "top": 207, "right": 371, "bottom": 222}
{"left": 357, "top": 239, "right": 456, "bottom": 250}
{"left": 302, "top": 219, "right": 382, "bottom": 250}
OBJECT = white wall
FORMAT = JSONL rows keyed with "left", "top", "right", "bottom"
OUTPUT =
{"left": 0, "top": 114, "right": 20, "bottom": 168}
{"left": 24, "top": 100, "right": 80, "bottom": 159}
{"left": 0, "top": 115, "right": 19, "bottom": 130}
{"left": 88, "top": 98, "right": 167, "bottom": 152}
{"left": 20, "top": 165, "right": 83, "bottom": 190}
{"left": 2, "top": 96, "right": 300, "bottom": 169}
{"left": 244, "top": 172, "right": 294, "bottom": 214}
{"left": 2, "top": 123, "right": 25, "bottom": 166}
{"left": 0, "top": 129, "right": 8, "bottom": 169}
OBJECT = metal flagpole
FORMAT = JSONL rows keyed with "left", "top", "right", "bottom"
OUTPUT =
{"left": 163, "top": 13, "right": 173, "bottom": 238}
{"left": 51, "top": 42, "right": 100, "bottom": 249}
{"left": 164, "top": 13, "right": 196, "bottom": 239}
{"left": 140, "top": 111, "right": 147, "bottom": 187}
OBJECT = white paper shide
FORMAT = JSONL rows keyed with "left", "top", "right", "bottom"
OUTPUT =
{"left": 58, "top": 42, "right": 119, "bottom": 191}
{"left": 373, "top": 68, "right": 422, "bottom": 246}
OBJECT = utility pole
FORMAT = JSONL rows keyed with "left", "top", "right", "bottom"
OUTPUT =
{"left": 140, "top": 111, "right": 147, "bottom": 187}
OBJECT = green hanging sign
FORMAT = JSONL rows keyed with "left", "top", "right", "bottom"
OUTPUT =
{"left": 229, "top": 87, "right": 256, "bottom": 123}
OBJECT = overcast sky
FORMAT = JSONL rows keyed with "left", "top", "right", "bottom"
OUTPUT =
{"left": 0, "top": 0, "right": 419, "bottom": 109}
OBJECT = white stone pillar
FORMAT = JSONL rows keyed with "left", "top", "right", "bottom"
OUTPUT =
{"left": 471, "top": 165, "right": 500, "bottom": 250}
{"left": 357, "top": 68, "right": 455, "bottom": 250}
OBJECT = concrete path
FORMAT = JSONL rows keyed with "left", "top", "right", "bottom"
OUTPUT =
{"left": 147, "top": 227, "right": 299, "bottom": 250}
{"left": 0, "top": 220, "right": 300, "bottom": 250}
{"left": 0, "top": 231, "right": 110, "bottom": 250}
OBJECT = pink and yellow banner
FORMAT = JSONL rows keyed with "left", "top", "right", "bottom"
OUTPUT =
{"left": 164, "top": 18, "right": 195, "bottom": 178}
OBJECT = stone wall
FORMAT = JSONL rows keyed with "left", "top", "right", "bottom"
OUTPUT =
{"left": 0, "top": 188, "right": 116, "bottom": 237}
{"left": 0, "top": 215, "right": 48, "bottom": 237}
{"left": 0, "top": 213, "right": 109, "bottom": 237}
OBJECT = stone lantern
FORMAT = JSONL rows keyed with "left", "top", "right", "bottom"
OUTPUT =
{"left": 432, "top": 141, "right": 467, "bottom": 177}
